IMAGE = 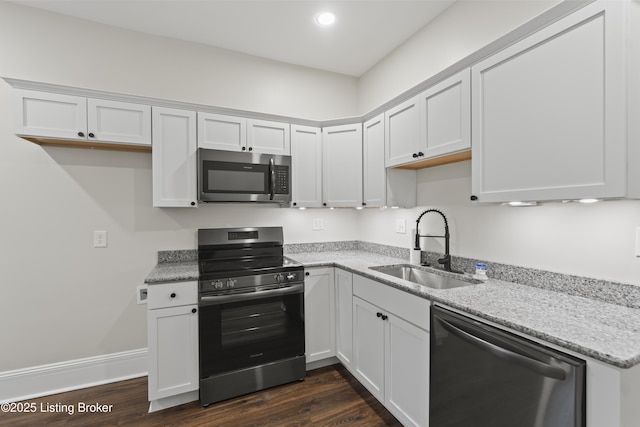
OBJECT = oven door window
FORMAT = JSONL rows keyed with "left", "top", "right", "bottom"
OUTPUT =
{"left": 199, "top": 291, "right": 304, "bottom": 377}
{"left": 202, "top": 160, "right": 269, "bottom": 194}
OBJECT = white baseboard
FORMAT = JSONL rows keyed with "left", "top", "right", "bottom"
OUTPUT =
{"left": 0, "top": 348, "right": 148, "bottom": 403}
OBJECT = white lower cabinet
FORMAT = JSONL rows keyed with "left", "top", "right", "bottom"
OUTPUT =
{"left": 304, "top": 268, "right": 336, "bottom": 363}
{"left": 335, "top": 268, "right": 353, "bottom": 370}
{"left": 147, "top": 281, "right": 199, "bottom": 411}
{"left": 352, "top": 274, "right": 430, "bottom": 427}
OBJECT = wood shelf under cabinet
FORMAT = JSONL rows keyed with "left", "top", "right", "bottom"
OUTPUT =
{"left": 395, "top": 149, "right": 471, "bottom": 170}
{"left": 22, "top": 136, "right": 152, "bottom": 153}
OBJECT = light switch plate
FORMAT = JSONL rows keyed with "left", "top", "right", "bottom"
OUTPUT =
{"left": 312, "top": 218, "right": 324, "bottom": 231}
{"left": 396, "top": 219, "right": 406, "bottom": 234}
{"left": 93, "top": 230, "right": 108, "bottom": 248}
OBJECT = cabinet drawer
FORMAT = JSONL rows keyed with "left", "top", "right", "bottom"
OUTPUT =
{"left": 147, "top": 281, "right": 198, "bottom": 309}
{"left": 353, "top": 274, "right": 430, "bottom": 331}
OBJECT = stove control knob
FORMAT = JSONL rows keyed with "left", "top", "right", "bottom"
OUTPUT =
{"left": 275, "top": 273, "right": 284, "bottom": 282}
{"left": 213, "top": 281, "right": 224, "bottom": 289}
{"left": 286, "top": 273, "right": 296, "bottom": 280}
{"left": 226, "top": 279, "right": 236, "bottom": 288}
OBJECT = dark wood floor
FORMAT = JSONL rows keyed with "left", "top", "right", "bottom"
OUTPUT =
{"left": 0, "top": 364, "right": 402, "bottom": 426}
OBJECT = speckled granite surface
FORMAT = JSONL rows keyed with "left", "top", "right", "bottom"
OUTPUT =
{"left": 144, "top": 242, "right": 640, "bottom": 368}
{"left": 287, "top": 250, "right": 640, "bottom": 369}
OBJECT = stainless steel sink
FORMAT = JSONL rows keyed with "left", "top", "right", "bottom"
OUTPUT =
{"left": 369, "top": 264, "right": 482, "bottom": 290}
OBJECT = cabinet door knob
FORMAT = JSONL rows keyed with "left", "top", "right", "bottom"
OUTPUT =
{"left": 248, "top": 147, "right": 253, "bottom": 151}
{"left": 381, "top": 314, "right": 388, "bottom": 321}
{"left": 470, "top": 195, "right": 478, "bottom": 201}
{"left": 192, "top": 308, "right": 197, "bottom": 314}
{"left": 190, "top": 201, "right": 196, "bottom": 206}
{"left": 412, "top": 153, "right": 418, "bottom": 158}
{"left": 377, "top": 312, "right": 382, "bottom": 318}
{"left": 170, "top": 293, "right": 176, "bottom": 298}
{"left": 305, "top": 272, "right": 310, "bottom": 276}
{"left": 242, "top": 146, "right": 246, "bottom": 151}
{"left": 88, "top": 132, "right": 95, "bottom": 138}
{"left": 417, "top": 152, "right": 424, "bottom": 157}
{"left": 78, "top": 132, "right": 85, "bottom": 137}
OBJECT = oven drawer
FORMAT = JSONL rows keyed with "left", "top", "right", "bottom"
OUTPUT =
{"left": 148, "top": 281, "right": 198, "bottom": 309}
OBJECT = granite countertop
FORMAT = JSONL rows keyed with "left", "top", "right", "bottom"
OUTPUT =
{"left": 144, "top": 249, "right": 640, "bottom": 369}
{"left": 287, "top": 250, "right": 640, "bottom": 369}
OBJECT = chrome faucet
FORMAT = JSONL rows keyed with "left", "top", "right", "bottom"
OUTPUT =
{"left": 414, "top": 209, "right": 460, "bottom": 273}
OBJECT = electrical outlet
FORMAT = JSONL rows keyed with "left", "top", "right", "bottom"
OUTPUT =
{"left": 313, "top": 218, "right": 324, "bottom": 231}
{"left": 93, "top": 230, "right": 108, "bottom": 248}
{"left": 136, "top": 285, "right": 148, "bottom": 304}
{"left": 396, "top": 219, "right": 406, "bottom": 234}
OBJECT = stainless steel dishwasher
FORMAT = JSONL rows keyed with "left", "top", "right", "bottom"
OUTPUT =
{"left": 430, "top": 306, "right": 586, "bottom": 427}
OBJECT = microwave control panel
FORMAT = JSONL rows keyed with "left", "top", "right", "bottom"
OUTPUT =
{"left": 274, "top": 166, "right": 290, "bottom": 194}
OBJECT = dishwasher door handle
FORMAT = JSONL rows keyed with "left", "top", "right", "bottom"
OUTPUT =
{"left": 439, "top": 317, "right": 567, "bottom": 381}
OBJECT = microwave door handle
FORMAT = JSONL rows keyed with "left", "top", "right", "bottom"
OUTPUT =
{"left": 269, "top": 157, "right": 276, "bottom": 200}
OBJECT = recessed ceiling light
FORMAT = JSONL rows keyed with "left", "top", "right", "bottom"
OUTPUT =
{"left": 315, "top": 12, "right": 336, "bottom": 27}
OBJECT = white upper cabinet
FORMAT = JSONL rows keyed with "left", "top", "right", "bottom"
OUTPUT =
{"left": 364, "top": 114, "right": 417, "bottom": 208}
{"left": 247, "top": 119, "right": 290, "bottom": 155}
{"left": 291, "top": 124, "right": 323, "bottom": 208}
{"left": 197, "top": 112, "right": 290, "bottom": 155}
{"left": 14, "top": 90, "right": 87, "bottom": 140}
{"left": 197, "top": 112, "right": 246, "bottom": 152}
{"left": 152, "top": 107, "right": 198, "bottom": 208}
{"left": 363, "top": 115, "right": 387, "bottom": 207}
{"left": 385, "top": 96, "right": 420, "bottom": 167}
{"left": 471, "top": 1, "right": 626, "bottom": 203}
{"left": 322, "top": 123, "right": 363, "bottom": 208}
{"left": 418, "top": 69, "right": 470, "bottom": 159}
{"left": 384, "top": 69, "right": 470, "bottom": 168}
{"left": 87, "top": 98, "right": 151, "bottom": 145}
{"left": 13, "top": 89, "right": 151, "bottom": 147}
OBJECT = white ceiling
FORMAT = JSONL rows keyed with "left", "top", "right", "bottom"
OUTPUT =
{"left": 11, "top": 0, "right": 456, "bottom": 77}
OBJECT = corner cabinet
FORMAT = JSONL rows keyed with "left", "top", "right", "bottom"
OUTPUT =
{"left": 13, "top": 89, "right": 151, "bottom": 150}
{"left": 352, "top": 274, "right": 430, "bottom": 427}
{"left": 304, "top": 268, "right": 336, "bottom": 363}
{"left": 322, "top": 123, "right": 363, "bottom": 208}
{"left": 147, "top": 281, "right": 199, "bottom": 412}
{"left": 364, "top": 114, "right": 416, "bottom": 208}
{"left": 152, "top": 107, "right": 198, "bottom": 207}
{"left": 291, "top": 125, "right": 323, "bottom": 208}
{"left": 471, "top": 1, "right": 626, "bottom": 203}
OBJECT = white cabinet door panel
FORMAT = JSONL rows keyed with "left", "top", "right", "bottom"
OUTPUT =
{"left": 335, "top": 269, "right": 353, "bottom": 369}
{"left": 385, "top": 314, "right": 430, "bottom": 427}
{"left": 148, "top": 304, "right": 199, "bottom": 401}
{"left": 419, "top": 69, "right": 470, "bottom": 159}
{"left": 88, "top": 98, "right": 151, "bottom": 145}
{"left": 152, "top": 107, "right": 198, "bottom": 207}
{"left": 322, "top": 123, "right": 363, "bottom": 207}
{"left": 291, "top": 125, "right": 322, "bottom": 207}
{"left": 363, "top": 114, "right": 386, "bottom": 207}
{"left": 197, "top": 112, "right": 246, "bottom": 151}
{"left": 304, "top": 268, "right": 335, "bottom": 363}
{"left": 471, "top": 1, "right": 625, "bottom": 202}
{"left": 14, "top": 90, "right": 87, "bottom": 139}
{"left": 352, "top": 296, "right": 385, "bottom": 402}
{"left": 247, "top": 119, "right": 290, "bottom": 155}
{"left": 385, "top": 96, "right": 420, "bottom": 167}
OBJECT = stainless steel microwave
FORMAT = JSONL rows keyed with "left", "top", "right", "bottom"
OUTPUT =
{"left": 198, "top": 148, "right": 291, "bottom": 204}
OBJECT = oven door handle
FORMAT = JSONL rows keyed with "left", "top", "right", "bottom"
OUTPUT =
{"left": 199, "top": 282, "right": 303, "bottom": 305}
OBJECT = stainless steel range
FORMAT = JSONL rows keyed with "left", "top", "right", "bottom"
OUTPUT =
{"left": 197, "top": 226, "right": 305, "bottom": 406}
